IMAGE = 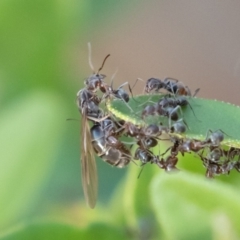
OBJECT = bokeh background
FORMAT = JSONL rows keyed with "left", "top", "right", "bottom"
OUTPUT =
{"left": 1, "top": 0, "right": 240, "bottom": 238}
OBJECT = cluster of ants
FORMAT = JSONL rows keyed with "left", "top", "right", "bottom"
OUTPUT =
{"left": 77, "top": 44, "right": 240, "bottom": 208}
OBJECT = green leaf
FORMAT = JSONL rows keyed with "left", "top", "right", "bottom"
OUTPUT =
{"left": 111, "top": 163, "right": 155, "bottom": 221}
{"left": 0, "top": 221, "right": 127, "bottom": 240}
{"left": 0, "top": 91, "right": 67, "bottom": 227}
{"left": 107, "top": 95, "right": 240, "bottom": 148}
{"left": 151, "top": 172, "right": 240, "bottom": 240}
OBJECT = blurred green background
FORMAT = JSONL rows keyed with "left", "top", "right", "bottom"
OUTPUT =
{"left": 0, "top": 0, "right": 136, "bottom": 229}
{"left": 1, "top": 1, "right": 240, "bottom": 239}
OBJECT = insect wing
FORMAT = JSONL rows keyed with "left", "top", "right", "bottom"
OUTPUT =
{"left": 81, "top": 106, "right": 98, "bottom": 208}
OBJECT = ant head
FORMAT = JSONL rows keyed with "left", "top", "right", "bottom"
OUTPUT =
{"left": 168, "top": 107, "right": 179, "bottom": 121}
{"left": 135, "top": 148, "right": 152, "bottom": 164}
{"left": 207, "top": 147, "right": 222, "bottom": 162}
{"left": 114, "top": 88, "right": 130, "bottom": 102}
{"left": 158, "top": 96, "right": 172, "bottom": 108}
{"left": 180, "top": 139, "right": 192, "bottom": 152}
{"left": 145, "top": 78, "right": 163, "bottom": 93}
{"left": 164, "top": 155, "right": 179, "bottom": 172}
{"left": 171, "top": 119, "right": 186, "bottom": 134}
{"left": 126, "top": 122, "right": 139, "bottom": 136}
{"left": 142, "top": 104, "right": 156, "bottom": 118}
{"left": 143, "top": 137, "right": 158, "bottom": 148}
{"left": 207, "top": 130, "right": 225, "bottom": 146}
{"left": 143, "top": 124, "right": 160, "bottom": 137}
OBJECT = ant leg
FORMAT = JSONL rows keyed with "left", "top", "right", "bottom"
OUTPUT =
{"left": 133, "top": 78, "right": 144, "bottom": 90}
{"left": 214, "top": 129, "right": 231, "bottom": 138}
{"left": 203, "top": 129, "right": 213, "bottom": 143}
{"left": 87, "top": 114, "right": 110, "bottom": 122}
{"left": 111, "top": 81, "right": 135, "bottom": 112}
{"left": 182, "top": 118, "right": 190, "bottom": 130}
{"left": 121, "top": 140, "right": 136, "bottom": 145}
{"left": 117, "top": 80, "right": 140, "bottom": 103}
{"left": 139, "top": 98, "right": 156, "bottom": 107}
{"left": 138, "top": 164, "right": 146, "bottom": 178}
{"left": 161, "top": 146, "right": 172, "bottom": 156}
{"left": 168, "top": 105, "right": 182, "bottom": 128}
{"left": 119, "top": 94, "right": 134, "bottom": 112}
{"left": 117, "top": 81, "right": 129, "bottom": 89}
{"left": 116, "top": 81, "right": 134, "bottom": 92}
{"left": 229, "top": 148, "right": 240, "bottom": 161}
{"left": 204, "top": 129, "right": 227, "bottom": 146}
{"left": 122, "top": 151, "right": 137, "bottom": 165}
{"left": 129, "top": 78, "right": 143, "bottom": 103}
{"left": 113, "top": 122, "right": 125, "bottom": 133}
{"left": 66, "top": 118, "right": 79, "bottom": 121}
{"left": 186, "top": 100, "right": 201, "bottom": 122}
{"left": 109, "top": 69, "right": 119, "bottom": 89}
{"left": 193, "top": 88, "right": 200, "bottom": 97}
{"left": 163, "top": 77, "right": 179, "bottom": 83}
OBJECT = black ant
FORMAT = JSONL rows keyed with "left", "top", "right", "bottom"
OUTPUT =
{"left": 77, "top": 43, "right": 134, "bottom": 208}
{"left": 145, "top": 77, "right": 199, "bottom": 96}
{"left": 91, "top": 119, "right": 132, "bottom": 168}
{"left": 158, "top": 95, "right": 200, "bottom": 121}
{"left": 179, "top": 138, "right": 205, "bottom": 153}
{"left": 142, "top": 103, "right": 184, "bottom": 130}
{"left": 134, "top": 148, "right": 175, "bottom": 173}
{"left": 158, "top": 155, "right": 179, "bottom": 172}
{"left": 170, "top": 119, "right": 187, "bottom": 134}
{"left": 141, "top": 123, "right": 168, "bottom": 137}
{"left": 134, "top": 147, "right": 155, "bottom": 165}
{"left": 202, "top": 129, "right": 226, "bottom": 147}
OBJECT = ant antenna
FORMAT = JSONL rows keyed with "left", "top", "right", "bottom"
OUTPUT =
{"left": 110, "top": 68, "right": 118, "bottom": 88}
{"left": 97, "top": 54, "right": 110, "bottom": 74}
{"left": 87, "top": 42, "right": 95, "bottom": 73}
{"left": 66, "top": 118, "right": 80, "bottom": 122}
{"left": 123, "top": 152, "right": 138, "bottom": 166}
{"left": 160, "top": 146, "right": 172, "bottom": 156}
{"left": 88, "top": 42, "right": 110, "bottom": 74}
{"left": 138, "top": 164, "right": 146, "bottom": 179}
{"left": 129, "top": 78, "right": 144, "bottom": 103}
{"left": 138, "top": 96, "right": 156, "bottom": 107}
